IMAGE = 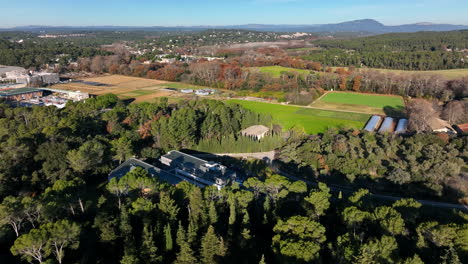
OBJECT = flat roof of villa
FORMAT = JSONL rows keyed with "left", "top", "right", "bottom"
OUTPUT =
{"left": 162, "top": 150, "right": 209, "bottom": 169}
{"left": 108, "top": 158, "right": 183, "bottom": 185}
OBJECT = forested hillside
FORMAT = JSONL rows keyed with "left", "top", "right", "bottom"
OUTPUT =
{"left": 315, "top": 31, "right": 468, "bottom": 51}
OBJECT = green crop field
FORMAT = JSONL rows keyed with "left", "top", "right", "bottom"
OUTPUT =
{"left": 228, "top": 99, "right": 370, "bottom": 134}
{"left": 247, "top": 66, "right": 312, "bottom": 78}
{"left": 319, "top": 92, "right": 404, "bottom": 108}
{"left": 311, "top": 92, "right": 405, "bottom": 116}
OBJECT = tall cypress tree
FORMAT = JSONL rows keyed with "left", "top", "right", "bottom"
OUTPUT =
{"left": 164, "top": 223, "right": 173, "bottom": 252}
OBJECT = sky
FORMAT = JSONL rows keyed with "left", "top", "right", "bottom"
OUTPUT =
{"left": 0, "top": 0, "right": 467, "bottom": 27}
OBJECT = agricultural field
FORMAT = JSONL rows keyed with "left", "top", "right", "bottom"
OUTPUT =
{"left": 247, "top": 66, "right": 312, "bottom": 78}
{"left": 228, "top": 99, "right": 370, "bottom": 134}
{"left": 310, "top": 92, "right": 405, "bottom": 116}
{"left": 361, "top": 68, "right": 468, "bottom": 80}
{"left": 52, "top": 75, "right": 215, "bottom": 103}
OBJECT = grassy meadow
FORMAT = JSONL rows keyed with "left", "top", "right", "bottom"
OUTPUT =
{"left": 228, "top": 99, "right": 370, "bottom": 134}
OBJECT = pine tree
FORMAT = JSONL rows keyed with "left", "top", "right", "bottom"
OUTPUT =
{"left": 259, "top": 254, "right": 266, "bottom": 264}
{"left": 200, "top": 225, "right": 226, "bottom": 264}
{"left": 141, "top": 224, "right": 161, "bottom": 263}
{"left": 187, "top": 218, "right": 198, "bottom": 246}
{"left": 174, "top": 223, "right": 197, "bottom": 264}
{"left": 228, "top": 195, "right": 236, "bottom": 226}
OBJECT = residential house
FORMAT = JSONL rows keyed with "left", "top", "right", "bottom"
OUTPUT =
{"left": 160, "top": 150, "right": 236, "bottom": 190}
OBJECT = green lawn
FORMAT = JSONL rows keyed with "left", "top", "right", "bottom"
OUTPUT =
{"left": 248, "top": 66, "right": 312, "bottom": 78}
{"left": 319, "top": 92, "right": 404, "bottom": 109}
{"left": 228, "top": 99, "right": 370, "bottom": 134}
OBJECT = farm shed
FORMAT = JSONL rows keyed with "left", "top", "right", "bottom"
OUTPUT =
{"left": 378, "top": 117, "right": 396, "bottom": 134}
{"left": 241, "top": 125, "right": 270, "bottom": 140}
{"left": 395, "top": 119, "right": 408, "bottom": 134}
{"left": 364, "top": 115, "right": 383, "bottom": 132}
{"left": 195, "top": 90, "right": 211, "bottom": 96}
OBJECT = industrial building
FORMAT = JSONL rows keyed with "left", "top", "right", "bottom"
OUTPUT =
{"left": 0, "top": 65, "right": 60, "bottom": 87}
{"left": 0, "top": 87, "right": 88, "bottom": 108}
{"left": 0, "top": 88, "right": 43, "bottom": 101}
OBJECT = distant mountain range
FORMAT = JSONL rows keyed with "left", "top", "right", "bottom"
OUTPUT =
{"left": 2, "top": 19, "right": 468, "bottom": 34}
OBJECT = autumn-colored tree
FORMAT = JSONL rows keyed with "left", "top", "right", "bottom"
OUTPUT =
{"left": 352, "top": 75, "right": 362, "bottom": 92}
{"left": 339, "top": 76, "right": 347, "bottom": 90}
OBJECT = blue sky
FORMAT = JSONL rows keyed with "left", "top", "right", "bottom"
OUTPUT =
{"left": 1, "top": 0, "right": 467, "bottom": 27}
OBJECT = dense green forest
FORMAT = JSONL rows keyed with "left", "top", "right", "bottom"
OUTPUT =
{"left": 302, "top": 49, "right": 466, "bottom": 70}
{"left": 314, "top": 31, "right": 468, "bottom": 52}
{"left": 279, "top": 131, "right": 467, "bottom": 201}
{"left": 0, "top": 96, "right": 467, "bottom": 263}
{"left": 303, "top": 30, "right": 468, "bottom": 70}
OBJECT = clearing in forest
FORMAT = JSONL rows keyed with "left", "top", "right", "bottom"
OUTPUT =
{"left": 228, "top": 99, "right": 370, "bottom": 134}
{"left": 311, "top": 91, "right": 405, "bottom": 116}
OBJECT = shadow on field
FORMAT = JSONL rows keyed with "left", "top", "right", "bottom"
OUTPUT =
{"left": 383, "top": 105, "right": 405, "bottom": 117}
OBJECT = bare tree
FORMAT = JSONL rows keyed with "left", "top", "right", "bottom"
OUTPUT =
{"left": 90, "top": 56, "right": 105, "bottom": 73}
{"left": 442, "top": 101, "right": 466, "bottom": 124}
{"left": 406, "top": 99, "right": 440, "bottom": 132}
